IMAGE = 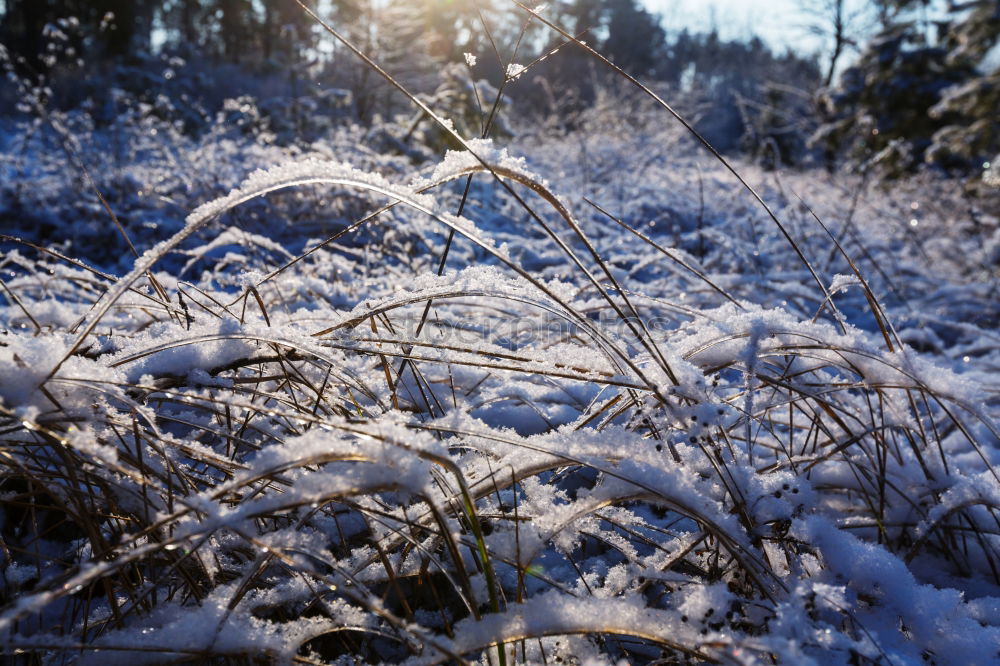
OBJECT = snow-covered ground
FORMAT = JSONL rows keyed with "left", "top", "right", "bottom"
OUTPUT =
{"left": 1, "top": 88, "right": 999, "bottom": 664}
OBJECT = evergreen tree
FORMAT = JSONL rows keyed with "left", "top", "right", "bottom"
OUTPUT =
{"left": 813, "top": 0, "right": 999, "bottom": 179}
{"left": 812, "top": 12, "right": 975, "bottom": 175}
{"left": 925, "top": 0, "right": 1000, "bottom": 177}
{"left": 0, "top": 0, "right": 156, "bottom": 67}
{"left": 261, "top": 0, "right": 315, "bottom": 62}
{"left": 602, "top": 0, "right": 666, "bottom": 77}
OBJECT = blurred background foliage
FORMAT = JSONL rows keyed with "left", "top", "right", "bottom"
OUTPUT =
{"left": 0, "top": 0, "right": 997, "bottom": 182}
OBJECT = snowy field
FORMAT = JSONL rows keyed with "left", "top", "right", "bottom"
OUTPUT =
{"left": 1, "top": 65, "right": 999, "bottom": 665}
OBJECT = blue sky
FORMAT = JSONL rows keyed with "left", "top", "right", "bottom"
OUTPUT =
{"left": 642, "top": 0, "right": 825, "bottom": 54}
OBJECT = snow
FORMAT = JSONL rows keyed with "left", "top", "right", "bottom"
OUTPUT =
{"left": 505, "top": 63, "right": 526, "bottom": 80}
{"left": 1, "top": 63, "right": 999, "bottom": 666}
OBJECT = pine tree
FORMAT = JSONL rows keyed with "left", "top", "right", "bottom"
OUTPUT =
{"left": 813, "top": 0, "right": 999, "bottom": 179}
{"left": 925, "top": 0, "right": 1000, "bottom": 178}
{"left": 602, "top": 0, "right": 667, "bottom": 77}
{"left": 812, "top": 12, "right": 975, "bottom": 176}
{"left": 260, "top": 0, "right": 315, "bottom": 62}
